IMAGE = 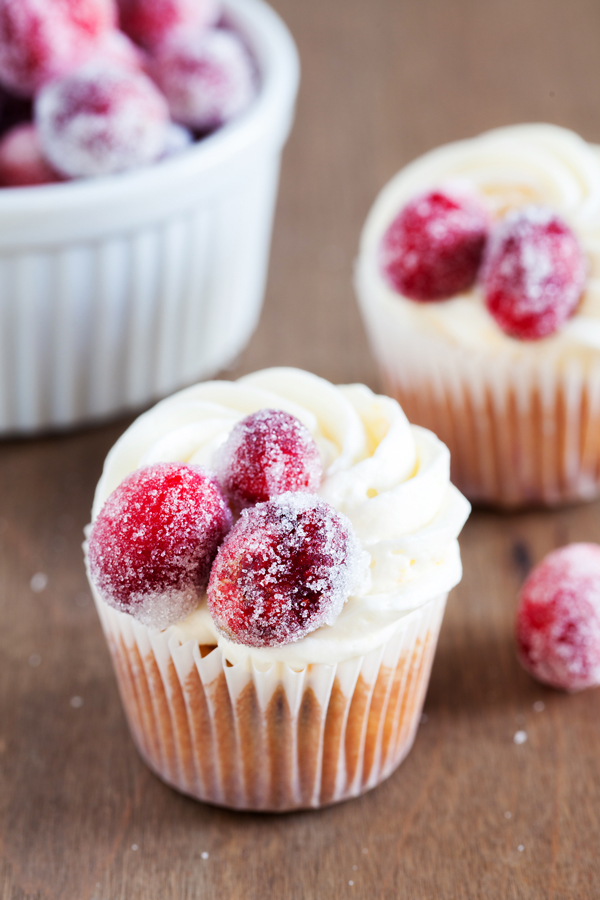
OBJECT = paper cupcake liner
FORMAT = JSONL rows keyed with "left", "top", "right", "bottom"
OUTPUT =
{"left": 363, "top": 314, "right": 600, "bottom": 508}
{"left": 93, "top": 592, "right": 447, "bottom": 811}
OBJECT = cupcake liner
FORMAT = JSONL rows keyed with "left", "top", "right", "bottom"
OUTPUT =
{"left": 363, "top": 314, "right": 600, "bottom": 508}
{"left": 93, "top": 591, "right": 447, "bottom": 811}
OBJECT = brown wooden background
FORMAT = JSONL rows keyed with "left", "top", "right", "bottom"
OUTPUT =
{"left": 3, "top": 0, "right": 600, "bottom": 897}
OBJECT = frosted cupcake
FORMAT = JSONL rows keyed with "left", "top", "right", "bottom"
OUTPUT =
{"left": 356, "top": 124, "right": 600, "bottom": 508}
{"left": 85, "top": 367, "right": 469, "bottom": 811}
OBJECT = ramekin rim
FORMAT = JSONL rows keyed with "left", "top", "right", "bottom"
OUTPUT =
{"left": 0, "top": 0, "right": 300, "bottom": 214}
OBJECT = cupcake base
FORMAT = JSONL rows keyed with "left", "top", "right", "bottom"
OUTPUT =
{"left": 365, "top": 313, "right": 600, "bottom": 508}
{"left": 94, "top": 593, "right": 447, "bottom": 812}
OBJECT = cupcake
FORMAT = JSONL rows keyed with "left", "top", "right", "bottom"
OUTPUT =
{"left": 85, "top": 367, "right": 469, "bottom": 811}
{"left": 356, "top": 123, "right": 600, "bottom": 508}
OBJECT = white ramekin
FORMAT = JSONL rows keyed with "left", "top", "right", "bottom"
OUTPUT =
{"left": 0, "top": 0, "right": 299, "bottom": 435}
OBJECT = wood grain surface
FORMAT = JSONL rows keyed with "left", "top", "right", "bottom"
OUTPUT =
{"left": 3, "top": 0, "right": 600, "bottom": 897}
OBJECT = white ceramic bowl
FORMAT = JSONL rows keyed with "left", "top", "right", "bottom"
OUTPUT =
{"left": 0, "top": 0, "right": 299, "bottom": 435}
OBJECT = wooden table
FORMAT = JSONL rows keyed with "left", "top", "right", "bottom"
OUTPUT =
{"left": 3, "top": 0, "right": 600, "bottom": 896}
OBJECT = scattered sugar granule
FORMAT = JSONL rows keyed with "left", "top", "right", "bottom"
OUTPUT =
{"left": 30, "top": 573, "right": 48, "bottom": 593}
{"left": 70, "top": 695, "right": 83, "bottom": 708}
{"left": 131, "top": 844, "right": 138, "bottom": 851}
{"left": 533, "top": 701, "right": 545, "bottom": 712}
{"left": 28, "top": 654, "right": 41, "bottom": 667}
{"left": 504, "top": 811, "right": 512, "bottom": 819}
{"left": 518, "top": 845, "right": 524, "bottom": 852}
{"left": 514, "top": 730, "right": 528, "bottom": 745}
{"left": 201, "top": 852, "right": 209, "bottom": 860}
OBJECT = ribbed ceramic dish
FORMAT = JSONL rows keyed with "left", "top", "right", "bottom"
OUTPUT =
{"left": 0, "top": 0, "right": 299, "bottom": 435}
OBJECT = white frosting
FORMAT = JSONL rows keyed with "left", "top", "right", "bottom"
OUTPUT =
{"left": 91, "top": 368, "right": 470, "bottom": 668}
{"left": 357, "top": 124, "right": 600, "bottom": 360}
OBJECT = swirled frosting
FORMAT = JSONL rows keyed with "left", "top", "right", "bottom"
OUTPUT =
{"left": 357, "top": 123, "right": 600, "bottom": 359}
{"left": 91, "top": 368, "right": 470, "bottom": 667}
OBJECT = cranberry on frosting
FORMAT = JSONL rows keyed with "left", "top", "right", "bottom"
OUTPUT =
{"left": 87, "top": 462, "right": 232, "bottom": 629}
{"left": 483, "top": 206, "right": 586, "bottom": 340}
{"left": 215, "top": 408, "right": 322, "bottom": 514}
{"left": 207, "top": 492, "right": 367, "bottom": 648}
{"left": 516, "top": 543, "right": 600, "bottom": 691}
{"left": 380, "top": 187, "right": 489, "bottom": 302}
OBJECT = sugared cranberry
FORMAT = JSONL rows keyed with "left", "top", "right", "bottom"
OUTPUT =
{"left": 215, "top": 409, "right": 322, "bottom": 514}
{"left": 380, "top": 188, "right": 489, "bottom": 301}
{"left": 117, "top": 0, "right": 219, "bottom": 51}
{"left": 516, "top": 543, "right": 600, "bottom": 691}
{"left": 208, "top": 493, "right": 366, "bottom": 647}
{"left": 162, "top": 122, "right": 193, "bottom": 159}
{"left": 95, "top": 29, "right": 148, "bottom": 72}
{"left": 152, "top": 28, "right": 255, "bottom": 131}
{"left": 483, "top": 207, "right": 586, "bottom": 340}
{"left": 0, "top": 124, "right": 62, "bottom": 187}
{"left": 88, "top": 463, "right": 232, "bottom": 629}
{"left": 0, "top": 0, "right": 116, "bottom": 97}
{"left": 35, "top": 63, "right": 169, "bottom": 178}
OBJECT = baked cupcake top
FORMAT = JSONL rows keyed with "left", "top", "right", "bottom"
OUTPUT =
{"left": 89, "top": 367, "right": 469, "bottom": 668}
{"left": 357, "top": 123, "right": 600, "bottom": 359}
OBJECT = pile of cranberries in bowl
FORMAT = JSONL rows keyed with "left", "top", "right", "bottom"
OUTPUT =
{"left": 0, "top": 0, "right": 257, "bottom": 187}
{"left": 380, "top": 186, "right": 588, "bottom": 341}
{"left": 87, "top": 409, "right": 366, "bottom": 647}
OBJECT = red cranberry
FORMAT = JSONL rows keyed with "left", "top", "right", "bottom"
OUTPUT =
{"left": 152, "top": 28, "right": 255, "bottom": 131}
{"left": 207, "top": 493, "right": 365, "bottom": 648}
{"left": 483, "top": 207, "right": 586, "bottom": 340}
{"left": 35, "top": 62, "right": 169, "bottom": 178}
{"left": 0, "top": 0, "right": 116, "bottom": 97}
{"left": 215, "top": 409, "right": 322, "bottom": 513}
{"left": 117, "top": 0, "right": 219, "bottom": 51}
{"left": 516, "top": 543, "right": 600, "bottom": 691}
{"left": 380, "top": 188, "right": 489, "bottom": 301}
{"left": 0, "top": 124, "right": 62, "bottom": 187}
{"left": 88, "top": 463, "right": 232, "bottom": 629}
{"left": 95, "top": 29, "right": 148, "bottom": 72}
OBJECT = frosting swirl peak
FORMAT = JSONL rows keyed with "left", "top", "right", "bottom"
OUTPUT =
{"left": 91, "top": 368, "right": 470, "bottom": 667}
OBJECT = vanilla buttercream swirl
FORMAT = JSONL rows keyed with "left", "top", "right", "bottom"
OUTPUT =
{"left": 357, "top": 123, "right": 600, "bottom": 356}
{"left": 92, "top": 368, "right": 470, "bottom": 667}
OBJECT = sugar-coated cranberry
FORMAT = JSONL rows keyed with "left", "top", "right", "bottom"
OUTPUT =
{"left": 483, "top": 207, "right": 586, "bottom": 340}
{"left": 215, "top": 409, "right": 322, "bottom": 514}
{"left": 516, "top": 543, "right": 600, "bottom": 691}
{"left": 95, "top": 29, "right": 148, "bottom": 72}
{"left": 0, "top": 0, "right": 116, "bottom": 97}
{"left": 117, "top": 0, "right": 220, "bottom": 51}
{"left": 208, "top": 493, "right": 365, "bottom": 648}
{"left": 152, "top": 28, "right": 255, "bottom": 131}
{"left": 0, "top": 123, "right": 62, "bottom": 187}
{"left": 88, "top": 463, "right": 233, "bottom": 629}
{"left": 161, "top": 122, "right": 193, "bottom": 159}
{"left": 35, "top": 63, "right": 170, "bottom": 178}
{"left": 380, "top": 188, "right": 489, "bottom": 301}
